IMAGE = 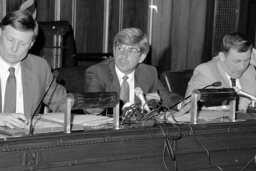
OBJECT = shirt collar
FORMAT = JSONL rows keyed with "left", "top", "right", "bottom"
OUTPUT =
{"left": 0, "top": 55, "right": 21, "bottom": 73}
{"left": 115, "top": 65, "right": 135, "bottom": 83}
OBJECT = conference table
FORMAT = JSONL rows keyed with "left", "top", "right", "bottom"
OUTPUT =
{"left": 0, "top": 112, "right": 256, "bottom": 171}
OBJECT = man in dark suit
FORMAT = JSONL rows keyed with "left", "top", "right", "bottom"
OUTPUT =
{"left": 85, "top": 27, "right": 182, "bottom": 114}
{"left": 0, "top": 10, "right": 67, "bottom": 128}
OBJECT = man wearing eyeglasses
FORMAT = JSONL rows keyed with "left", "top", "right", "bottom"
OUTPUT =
{"left": 85, "top": 28, "right": 182, "bottom": 114}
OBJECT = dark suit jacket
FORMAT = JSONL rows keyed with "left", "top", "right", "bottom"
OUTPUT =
{"left": 85, "top": 57, "right": 182, "bottom": 108}
{"left": 20, "top": 54, "right": 67, "bottom": 118}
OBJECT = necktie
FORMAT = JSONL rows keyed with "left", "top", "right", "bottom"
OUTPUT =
{"left": 230, "top": 78, "right": 236, "bottom": 87}
{"left": 120, "top": 75, "right": 129, "bottom": 102}
{"left": 4, "top": 67, "right": 16, "bottom": 113}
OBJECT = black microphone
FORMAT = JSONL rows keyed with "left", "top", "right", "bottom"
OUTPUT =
{"left": 169, "top": 81, "right": 222, "bottom": 110}
{"left": 29, "top": 75, "right": 57, "bottom": 135}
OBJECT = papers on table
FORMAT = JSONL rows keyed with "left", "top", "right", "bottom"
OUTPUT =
{"left": 165, "top": 110, "right": 233, "bottom": 123}
{"left": 33, "top": 113, "right": 113, "bottom": 132}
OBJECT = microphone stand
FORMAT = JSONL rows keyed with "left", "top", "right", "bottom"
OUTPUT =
{"left": 29, "top": 76, "right": 57, "bottom": 135}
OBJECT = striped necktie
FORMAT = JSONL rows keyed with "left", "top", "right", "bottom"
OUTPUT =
{"left": 4, "top": 67, "right": 16, "bottom": 113}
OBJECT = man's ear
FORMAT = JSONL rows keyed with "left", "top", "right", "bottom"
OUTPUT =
{"left": 138, "top": 53, "right": 147, "bottom": 63}
{"left": 30, "top": 40, "right": 35, "bottom": 49}
{"left": 218, "top": 52, "right": 226, "bottom": 61}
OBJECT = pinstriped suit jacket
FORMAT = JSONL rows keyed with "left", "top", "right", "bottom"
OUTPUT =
{"left": 20, "top": 54, "right": 67, "bottom": 118}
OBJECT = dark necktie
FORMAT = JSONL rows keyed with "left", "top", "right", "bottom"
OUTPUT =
{"left": 120, "top": 75, "right": 129, "bottom": 102}
{"left": 4, "top": 67, "right": 16, "bottom": 113}
{"left": 230, "top": 78, "right": 236, "bottom": 87}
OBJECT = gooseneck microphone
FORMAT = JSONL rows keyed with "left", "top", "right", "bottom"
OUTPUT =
{"left": 169, "top": 81, "right": 222, "bottom": 110}
{"left": 29, "top": 75, "right": 57, "bottom": 135}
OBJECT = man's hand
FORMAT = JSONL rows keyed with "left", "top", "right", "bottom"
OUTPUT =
{"left": 145, "top": 93, "right": 161, "bottom": 101}
{"left": 250, "top": 48, "right": 256, "bottom": 66}
{"left": 0, "top": 113, "right": 28, "bottom": 129}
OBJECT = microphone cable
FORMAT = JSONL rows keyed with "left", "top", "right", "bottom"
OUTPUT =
{"left": 29, "top": 76, "right": 57, "bottom": 135}
{"left": 188, "top": 124, "right": 223, "bottom": 171}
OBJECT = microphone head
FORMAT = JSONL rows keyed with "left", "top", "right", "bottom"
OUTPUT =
{"left": 135, "top": 87, "right": 143, "bottom": 96}
{"left": 212, "top": 81, "right": 222, "bottom": 87}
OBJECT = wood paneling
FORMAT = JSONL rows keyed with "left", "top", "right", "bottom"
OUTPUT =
{"left": 1, "top": 0, "right": 252, "bottom": 71}
{"left": 60, "top": 0, "right": 73, "bottom": 24}
{"left": 108, "top": 0, "right": 120, "bottom": 53}
{"left": 6, "top": 0, "right": 21, "bottom": 14}
{"left": 152, "top": 0, "right": 173, "bottom": 71}
{"left": 123, "top": 0, "right": 148, "bottom": 33}
{"left": 169, "top": 0, "right": 207, "bottom": 71}
{"left": 0, "top": 121, "right": 256, "bottom": 170}
{"left": 75, "top": 0, "right": 104, "bottom": 53}
{"left": 36, "top": 0, "right": 55, "bottom": 21}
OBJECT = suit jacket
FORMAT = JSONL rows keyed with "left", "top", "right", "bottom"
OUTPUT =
{"left": 85, "top": 57, "right": 182, "bottom": 108}
{"left": 186, "top": 55, "right": 256, "bottom": 110}
{"left": 20, "top": 54, "right": 67, "bottom": 118}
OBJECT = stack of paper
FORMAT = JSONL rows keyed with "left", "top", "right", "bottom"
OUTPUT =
{"left": 34, "top": 113, "right": 113, "bottom": 127}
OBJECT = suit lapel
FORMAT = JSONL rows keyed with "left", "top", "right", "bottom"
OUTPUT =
{"left": 108, "top": 59, "right": 121, "bottom": 98}
{"left": 239, "top": 66, "right": 255, "bottom": 94}
{"left": 21, "top": 58, "right": 35, "bottom": 118}
{"left": 134, "top": 67, "right": 148, "bottom": 103}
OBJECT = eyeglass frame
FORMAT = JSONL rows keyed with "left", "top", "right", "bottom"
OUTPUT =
{"left": 114, "top": 43, "right": 142, "bottom": 56}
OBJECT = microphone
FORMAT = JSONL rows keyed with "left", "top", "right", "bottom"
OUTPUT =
{"left": 169, "top": 81, "right": 222, "bottom": 110}
{"left": 29, "top": 75, "right": 57, "bottom": 135}
{"left": 135, "top": 87, "right": 151, "bottom": 112}
{"left": 234, "top": 87, "right": 256, "bottom": 101}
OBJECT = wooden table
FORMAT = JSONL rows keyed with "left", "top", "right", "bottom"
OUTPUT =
{"left": 0, "top": 120, "right": 256, "bottom": 171}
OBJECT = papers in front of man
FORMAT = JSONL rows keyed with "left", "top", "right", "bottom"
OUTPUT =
{"left": 0, "top": 113, "right": 113, "bottom": 138}
{"left": 33, "top": 113, "right": 113, "bottom": 133}
{"left": 162, "top": 109, "right": 233, "bottom": 124}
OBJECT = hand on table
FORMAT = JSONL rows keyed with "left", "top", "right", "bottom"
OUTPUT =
{"left": 145, "top": 92, "right": 161, "bottom": 101}
{"left": 0, "top": 113, "right": 28, "bottom": 129}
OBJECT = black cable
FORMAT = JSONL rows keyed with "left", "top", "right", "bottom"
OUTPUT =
{"left": 121, "top": 99, "right": 182, "bottom": 170}
{"left": 188, "top": 124, "right": 223, "bottom": 171}
{"left": 155, "top": 119, "right": 182, "bottom": 171}
{"left": 240, "top": 155, "right": 256, "bottom": 171}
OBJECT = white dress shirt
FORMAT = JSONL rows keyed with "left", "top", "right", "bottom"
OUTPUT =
{"left": 0, "top": 57, "right": 24, "bottom": 113}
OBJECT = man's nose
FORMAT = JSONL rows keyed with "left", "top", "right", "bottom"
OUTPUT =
{"left": 120, "top": 48, "right": 129, "bottom": 57}
{"left": 11, "top": 42, "right": 18, "bottom": 52}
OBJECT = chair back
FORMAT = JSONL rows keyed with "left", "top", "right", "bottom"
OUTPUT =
{"left": 160, "top": 70, "right": 193, "bottom": 97}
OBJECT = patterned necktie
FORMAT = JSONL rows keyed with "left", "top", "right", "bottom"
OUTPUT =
{"left": 4, "top": 67, "right": 16, "bottom": 113}
{"left": 230, "top": 78, "right": 236, "bottom": 87}
{"left": 120, "top": 75, "right": 130, "bottom": 102}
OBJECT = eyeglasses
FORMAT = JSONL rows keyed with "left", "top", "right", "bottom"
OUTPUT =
{"left": 115, "top": 44, "right": 141, "bottom": 55}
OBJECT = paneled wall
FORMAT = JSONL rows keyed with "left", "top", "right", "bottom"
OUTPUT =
{"left": 0, "top": 0, "right": 252, "bottom": 71}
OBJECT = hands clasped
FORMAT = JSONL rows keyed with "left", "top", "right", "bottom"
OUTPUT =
{"left": 0, "top": 113, "right": 29, "bottom": 129}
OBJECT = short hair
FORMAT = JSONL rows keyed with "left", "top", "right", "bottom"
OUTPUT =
{"left": 113, "top": 28, "right": 150, "bottom": 54}
{"left": 0, "top": 10, "right": 38, "bottom": 41}
{"left": 221, "top": 32, "right": 252, "bottom": 53}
